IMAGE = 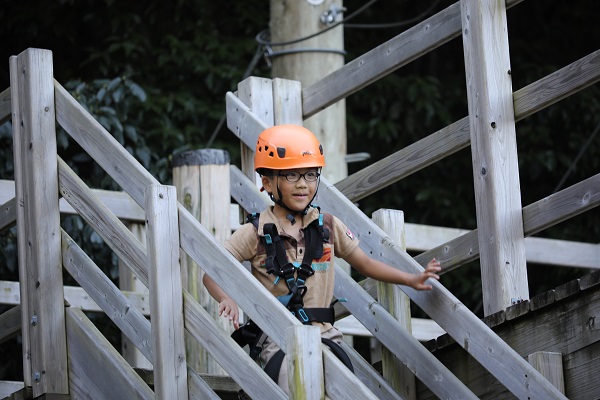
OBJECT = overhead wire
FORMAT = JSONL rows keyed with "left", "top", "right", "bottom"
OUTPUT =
{"left": 206, "top": 0, "right": 445, "bottom": 147}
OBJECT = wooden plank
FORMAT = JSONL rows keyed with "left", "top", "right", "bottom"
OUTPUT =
{"left": 187, "top": 367, "right": 222, "bottom": 400}
{"left": 226, "top": 92, "right": 567, "bottom": 399}
{"left": 414, "top": 173, "right": 600, "bottom": 272}
{"left": 466, "top": 0, "right": 530, "bottom": 314}
{"left": 302, "top": 0, "right": 525, "bottom": 118}
{"left": 322, "top": 347, "right": 378, "bottom": 400}
{"left": 374, "top": 209, "right": 415, "bottom": 399}
{"left": 335, "top": 50, "right": 600, "bottom": 204}
{"left": 174, "top": 149, "right": 234, "bottom": 375}
{"left": 54, "top": 78, "right": 310, "bottom": 393}
{"left": 1, "top": 179, "right": 145, "bottom": 222}
{"left": 334, "top": 265, "right": 477, "bottom": 399}
{"left": 10, "top": 48, "right": 68, "bottom": 395}
{"left": 0, "top": 280, "right": 150, "bottom": 316}
{"left": 286, "top": 325, "right": 324, "bottom": 399}
{"left": 0, "top": 305, "right": 21, "bottom": 344}
{"left": 420, "top": 284, "right": 600, "bottom": 399}
{"left": 145, "top": 184, "right": 188, "bottom": 399}
{"left": 0, "top": 196, "right": 16, "bottom": 231}
{"left": 563, "top": 341, "right": 600, "bottom": 400}
{"left": 302, "top": 2, "right": 462, "bottom": 117}
{"left": 338, "top": 341, "right": 403, "bottom": 400}
{"left": 237, "top": 77, "right": 273, "bottom": 190}
{"left": 0, "top": 381, "right": 25, "bottom": 399}
{"left": 514, "top": 49, "right": 600, "bottom": 120}
{"left": 54, "top": 80, "right": 156, "bottom": 209}
{"left": 118, "top": 222, "right": 153, "bottom": 369}
{"left": 405, "top": 222, "right": 599, "bottom": 269}
{"left": 183, "top": 291, "right": 286, "bottom": 400}
{"left": 528, "top": 352, "right": 565, "bottom": 394}
{"left": 336, "top": 118, "right": 470, "bottom": 203}
{"left": 0, "top": 87, "right": 10, "bottom": 124}
{"left": 65, "top": 307, "right": 153, "bottom": 399}
{"left": 273, "top": 78, "right": 302, "bottom": 125}
{"left": 61, "top": 230, "right": 153, "bottom": 361}
{"left": 57, "top": 157, "right": 149, "bottom": 286}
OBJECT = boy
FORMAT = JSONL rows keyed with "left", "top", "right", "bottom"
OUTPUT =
{"left": 203, "top": 124, "right": 441, "bottom": 392}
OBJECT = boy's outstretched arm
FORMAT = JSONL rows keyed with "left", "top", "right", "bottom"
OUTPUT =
{"left": 202, "top": 274, "right": 240, "bottom": 329}
{"left": 344, "top": 246, "right": 440, "bottom": 290}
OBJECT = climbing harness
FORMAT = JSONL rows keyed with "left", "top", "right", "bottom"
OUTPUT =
{"left": 231, "top": 210, "right": 353, "bottom": 396}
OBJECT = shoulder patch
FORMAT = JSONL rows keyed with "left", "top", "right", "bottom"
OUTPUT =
{"left": 345, "top": 228, "right": 355, "bottom": 240}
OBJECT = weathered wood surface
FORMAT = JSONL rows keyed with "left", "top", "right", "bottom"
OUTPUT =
{"left": 374, "top": 209, "right": 415, "bottom": 399}
{"left": 0, "top": 305, "right": 20, "bottom": 344}
{"left": 420, "top": 276, "right": 600, "bottom": 399}
{"left": 0, "top": 280, "right": 150, "bottom": 316}
{"left": 61, "top": 230, "right": 153, "bottom": 361}
{"left": 56, "top": 79, "right": 377, "bottom": 399}
{"left": 232, "top": 167, "right": 414, "bottom": 398}
{"left": 65, "top": 307, "right": 154, "bottom": 400}
{"left": 145, "top": 184, "right": 188, "bottom": 399}
{"left": 183, "top": 291, "right": 287, "bottom": 400}
{"left": 118, "top": 222, "right": 153, "bottom": 369}
{"left": 338, "top": 341, "right": 403, "bottom": 400}
{"left": 461, "top": 0, "right": 529, "bottom": 314}
{"left": 57, "top": 157, "right": 149, "bottom": 286}
{"left": 286, "top": 325, "right": 324, "bottom": 399}
{"left": 0, "top": 381, "right": 25, "bottom": 400}
{"left": 335, "top": 50, "right": 600, "bottom": 204}
{"left": 335, "top": 265, "right": 477, "bottom": 399}
{"left": 173, "top": 148, "right": 234, "bottom": 375}
{"left": 528, "top": 351, "right": 565, "bottom": 394}
{"left": 0, "top": 87, "right": 9, "bottom": 124}
{"left": 226, "top": 92, "right": 567, "bottom": 399}
{"left": 415, "top": 172, "right": 600, "bottom": 272}
{"left": 302, "top": 0, "right": 525, "bottom": 118}
{"left": 0, "top": 179, "right": 144, "bottom": 230}
{"left": 406, "top": 222, "right": 599, "bottom": 269}
{"left": 10, "top": 48, "right": 68, "bottom": 395}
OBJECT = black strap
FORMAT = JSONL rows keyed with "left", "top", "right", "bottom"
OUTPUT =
{"left": 247, "top": 212, "right": 331, "bottom": 324}
{"left": 263, "top": 338, "right": 354, "bottom": 384}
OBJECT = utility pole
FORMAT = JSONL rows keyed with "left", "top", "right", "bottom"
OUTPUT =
{"left": 269, "top": 0, "right": 347, "bottom": 183}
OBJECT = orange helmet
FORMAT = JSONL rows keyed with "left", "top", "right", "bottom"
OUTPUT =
{"left": 254, "top": 124, "right": 325, "bottom": 172}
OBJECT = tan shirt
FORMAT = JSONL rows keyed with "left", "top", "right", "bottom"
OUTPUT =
{"left": 225, "top": 206, "right": 359, "bottom": 331}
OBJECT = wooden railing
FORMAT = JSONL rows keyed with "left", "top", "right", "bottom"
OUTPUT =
{"left": 1, "top": 0, "right": 599, "bottom": 397}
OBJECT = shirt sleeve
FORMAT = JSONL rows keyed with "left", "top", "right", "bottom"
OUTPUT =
{"left": 224, "top": 222, "right": 259, "bottom": 263}
{"left": 332, "top": 215, "right": 360, "bottom": 259}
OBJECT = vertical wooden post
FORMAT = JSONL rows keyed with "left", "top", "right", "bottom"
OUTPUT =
{"left": 286, "top": 325, "right": 324, "bottom": 400}
{"left": 237, "top": 77, "right": 274, "bottom": 194}
{"left": 10, "top": 48, "right": 69, "bottom": 396}
{"left": 528, "top": 351, "right": 565, "bottom": 394}
{"left": 119, "top": 222, "right": 153, "bottom": 369}
{"left": 172, "top": 148, "right": 233, "bottom": 375}
{"left": 461, "top": 0, "right": 529, "bottom": 315}
{"left": 373, "top": 209, "right": 415, "bottom": 399}
{"left": 144, "top": 184, "right": 188, "bottom": 399}
{"left": 270, "top": 0, "right": 347, "bottom": 183}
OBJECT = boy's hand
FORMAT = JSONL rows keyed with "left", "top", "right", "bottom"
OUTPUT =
{"left": 218, "top": 298, "right": 240, "bottom": 329}
{"left": 411, "top": 258, "right": 441, "bottom": 290}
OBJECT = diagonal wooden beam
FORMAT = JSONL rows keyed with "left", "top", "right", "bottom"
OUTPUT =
{"left": 225, "top": 92, "right": 566, "bottom": 399}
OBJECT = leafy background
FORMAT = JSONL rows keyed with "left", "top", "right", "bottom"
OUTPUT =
{"left": 0, "top": 0, "right": 598, "bottom": 379}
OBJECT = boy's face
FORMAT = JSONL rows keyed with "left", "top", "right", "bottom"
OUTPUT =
{"left": 262, "top": 167, "right": 320, "bottom": 213}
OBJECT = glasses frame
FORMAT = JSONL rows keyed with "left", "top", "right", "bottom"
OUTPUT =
{"left": 277, "top": 170, "right": 321, "bottom": 183}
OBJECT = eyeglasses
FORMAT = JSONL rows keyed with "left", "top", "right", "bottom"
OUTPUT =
{"left": 277, "top": 171, "right": 320, "bottom": 182}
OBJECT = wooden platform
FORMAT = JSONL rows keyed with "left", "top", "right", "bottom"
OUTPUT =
{"left": 417, "top": 270, "right": 600, "bottom": 399}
